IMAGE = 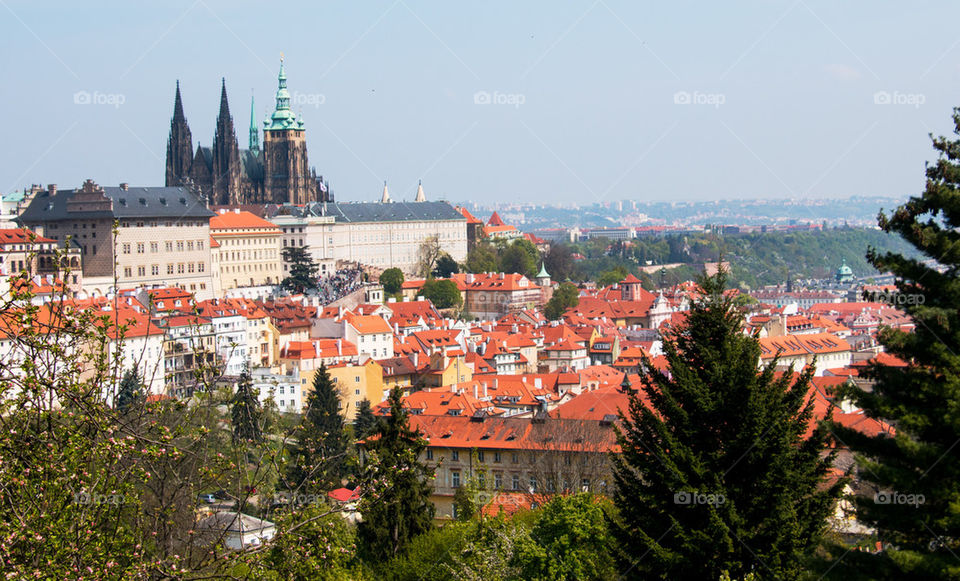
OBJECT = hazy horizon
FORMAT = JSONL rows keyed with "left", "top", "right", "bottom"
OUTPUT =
{"left": 2, "top": 2, "right": 958, "bottom": 204}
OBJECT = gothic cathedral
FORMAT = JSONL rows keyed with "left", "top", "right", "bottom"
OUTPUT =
{"left": 164, "top": 57, "right": 332, "bottom": 206}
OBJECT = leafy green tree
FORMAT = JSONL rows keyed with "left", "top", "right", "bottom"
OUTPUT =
{"left": 287, "top": 363, "right": 349, "bottom": 492}
{"left": 231, "top": 368, "right": 263, "bottom": 445}
{"left": 257, "top": 501, "right": 359, "bottom": 580}
{"left": 420, "top": 279, "right": 462, "bottom": 309}
{"left": 281, "top": 245, "right": 319, "bottom": 294}
{"left": 597, "top": 267, "right": 628, "bottom": 287}
{"left": 517, "top": 493, "right": 618, "bottom": 580}
{"left": 358, "top": 388, "right": 435, "bottom": 562}
{"left": 380, "top": 267, "right": 404, "bottom": 295}
{"left": 829, "top": 107, "right": 960, "bottom": 578}
{"left": 116, "top": 367, "right": 144, "bottom": 412}
{"left": 544, "top": 282, "right": 579, "bottom": 320}
{"left": 610, "top": 269, "right": 841, "bottom": 580}
{"left": 432, "top": 253, "right": 460, "bottom": 278}
{"left": 354, "top": 399, "right": 380, "bottom": 440}
{"left": 465, "top": 239, "right": 500, "bottom": 274}
{"left": 501, "top": 239, "right": 539, "bottom": 278}
{"left": 544, "top": 243, "right": 579, "bottom": 282}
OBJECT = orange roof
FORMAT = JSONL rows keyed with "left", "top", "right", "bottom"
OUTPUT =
{"left": 487, "top": 211, "right": 506, "bottom": 227}
{"left": 210, "top": 210, "right": 281, "bottom": 233}
{"left": 0, "top": 228, "right": 54, "bottom": 244}
{"left": 346, "top": 314, "right": 392, "bottom": 335}
{"left": 409, "top": 415, "right": 618, "bottom": 452}
{"left": 455, "top": 206, "right": 483, "bottom": 225}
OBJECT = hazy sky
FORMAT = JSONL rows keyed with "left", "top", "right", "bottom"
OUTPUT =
{"left": 2, "top": 1, "right": 959, "bottom": 205}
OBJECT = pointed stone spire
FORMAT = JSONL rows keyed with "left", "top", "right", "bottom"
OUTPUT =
{"left": 173, "top": 80, "right": 186, "bottom": 123}
{"left": 166, "top": 81, "right": 193, "bottom": 187}
{"left": 249, "top": 92, "right": 260, "bottom": 156}
{"left": 414, "top": 179, "right": 426, "bottom": 202}
{"left": 381, "top": 180, "right": 391, "bottom": 203}
{"left": 218, "top": 78, "right": 231, "bottom": 121}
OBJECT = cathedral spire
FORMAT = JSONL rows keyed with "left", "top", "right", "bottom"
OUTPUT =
{"left": 165, "top": 80, "right": 193, "bottom": 187}
{"left": 381, "top": 180, "right": 391, "bottom": 203}
{"left": 218, "top": 77, "right": 231, "bottom": 121}
{"left": 249, "top": 92, "right": 260, "bottom": 156}
{"left": 173, "top": 80, "right": 186, "bottom": 123}
{"left": 414, "top": 179, "right": 426, "bottom": 202}
{"left": 265, "top": 55, "right": 300, "bottom": 131}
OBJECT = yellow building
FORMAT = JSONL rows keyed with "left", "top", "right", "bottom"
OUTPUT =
{"left": 210, "top": 209, "right": 282, "bottom": 290}
{"left": 302, "top": 358, "right": 385, "bottom": 421}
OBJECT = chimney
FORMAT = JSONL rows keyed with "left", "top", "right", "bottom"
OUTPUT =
{"left": 119, "top": 183, "right": 128, "bottom": 191}
{"left": 412, "top": 352, "right": 418, "bottom": 368}
{"left": 483, "top": 382, "right": 488, "bottom": 398}
{"left": 234, "top": 208, "right": 240, "bottom": 214}
{"left": 336, "top": 339, "right": 342, "bottom": 356}
{"left": 47, "top": 184, "right": 57, "bottom": 196}
{"left": 493, "top": 378, "right": 498, "bottom": 389}
{"left": 473, "top": 384, "right": 478, "bottom": 399}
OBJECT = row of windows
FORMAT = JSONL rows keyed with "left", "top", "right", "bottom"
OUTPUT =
{"left": 447, "top": 470, "right": 597, "bottom": 493}
{"left": 427, "top": 449, "right": 513, "bottom": 464}
{"left": 121, "top": 262, "right": 206, "bottom": 278}
{"left": 121, "top": 240, "right": 205, "bottom": 254}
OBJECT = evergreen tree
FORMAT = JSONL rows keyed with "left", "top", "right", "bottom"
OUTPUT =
{"left": 231, "top": 368, "right": 263, "bottom": 445}
{"left": 358, "top": 388, "right": 435, "bottom": 562}
{"left": 280, "top": 245, "right": 319, "bottom": 294}
{"left": 287, "top": 363, "right": 348, "bottom": 492}
{"left": 829, "top": 107, "right": 960, "bottom": 578}
{"left": 116, "top": 367, "right": 144, "bottom": 412}
{"left": 610, "top": 269, "right": 840, "bottom": 579}
{"left": 432, "top": 253, "right": 460, "bottom": 278}
{"left": 353, "top": 399, "right": 379, "bottom": 440}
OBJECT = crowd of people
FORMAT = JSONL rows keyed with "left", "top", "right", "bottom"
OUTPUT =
{"left": 316, "top": 266, "right": 365, "bottom": 304}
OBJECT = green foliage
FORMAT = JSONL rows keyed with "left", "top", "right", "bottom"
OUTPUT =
{"left": 465, "top": 239, "right": 500, "bottom": 274}
{"left": 256, "top": 501, "right": 360, "bottom": 580}
{"left": 597, "top": 267, "right": 628, "bottom": 288}
{"left": 281, "top": 245, "right": 320, "bottom": 294}
{"left": 231, "top": 368, "right": 263, "bottom": 445}
{"left": 353, "top": 399, "right": 380, "bottom": 440}
{"left": 543, "top": 243, "right": 580, "bottom": 282}
{"left": 544, "top": 282, "right": 579, "bottom": 320}
{"left": 358, "top": 388, "right": 436, "bottom": 562}
{"left": 287, "top": 363, "right": 349, "bottom": 492}
{"left": 420, "top": 279, "right": 462, "bottom": 310}
{"left": 116, "top": 367, "right": 144, "bottom": 412}
{"left": 500, "top": 239, "right": 539, "bottom": 278}
{"left": 610, "top": 269, "right": 841, "bottom": 579}
{"left": 517, "top": 493, "right": 618, "bottom": 580}
{"left": 829, "top": 107, "right": 960, "bottom": 578}
{"left": 432, "top": 253, "right": 460, "bottom": 278}
{"left": 380, "top": 267, "right": 405, "bottom": 295}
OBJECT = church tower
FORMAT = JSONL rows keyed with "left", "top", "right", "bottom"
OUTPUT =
{"left": 263, "top": 56, "right": 316, "bottom": 205}
{"left": 211, "top": 79, "right": 243, "bottom": 205}
{"left": 165, "top": 81, "right": 193, "bottom": 187}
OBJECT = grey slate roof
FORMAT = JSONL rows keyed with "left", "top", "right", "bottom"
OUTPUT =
{"left": 279, "top": 200, "right": 465, "bottom": 223}
{"left": 18, "top": 186, "right": 215, "bottom": 222}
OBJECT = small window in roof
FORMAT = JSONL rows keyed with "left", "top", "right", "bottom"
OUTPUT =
{"left": 179, "top": 197, "right": 187, "bottom": 205}
{"left": 119, "top": 198, "right": 127, "bottom": 206}
{"left": 139, "top": 198, "right": 147, "bottom": 205}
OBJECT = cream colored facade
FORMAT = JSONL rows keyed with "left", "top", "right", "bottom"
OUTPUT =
{"left": 210, "top": 210, "right": 282, "bottom": 290}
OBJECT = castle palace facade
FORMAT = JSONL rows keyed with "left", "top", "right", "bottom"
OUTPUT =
{"left": 164, "top": 58, "right": 332, "bottom": 206}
